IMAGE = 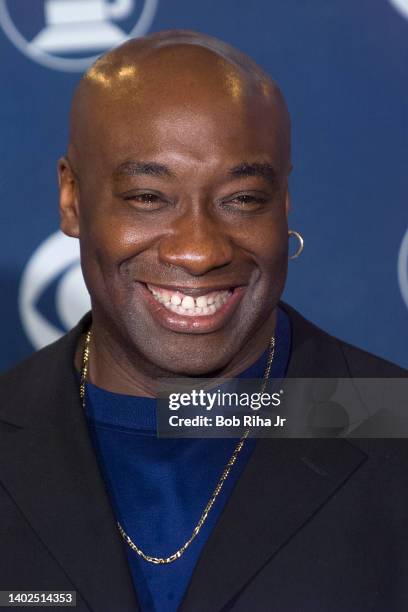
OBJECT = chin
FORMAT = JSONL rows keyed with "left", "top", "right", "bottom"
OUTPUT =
{"left": 145, "top": 348, "right": 231, "bottom": 377}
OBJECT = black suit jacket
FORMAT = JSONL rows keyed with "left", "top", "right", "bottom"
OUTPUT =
{"left": 0, "top": 303, "right": 407, "bottom": 612}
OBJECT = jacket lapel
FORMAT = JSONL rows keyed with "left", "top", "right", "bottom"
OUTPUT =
{"left": 0, "top": 314, "right": 139, "bottom": 612}
{"left": 180, "top": 303, "right": 368, "bottom": 610}
{"left": 180, "top": 437, "right": 366, "bottom": 611}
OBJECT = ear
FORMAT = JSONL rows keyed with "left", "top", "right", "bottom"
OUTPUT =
{"left": 284, "top": 187, "right": 291, "bottom": 219}
{"left": 58, "top": 156, "right": 80, "bottom": 238}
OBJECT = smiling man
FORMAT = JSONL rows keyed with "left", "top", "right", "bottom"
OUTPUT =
{"left": 1, "top": 30, "right": 407, "bottom": 612}
{"left": 62, "top": 29, "right": 291, "bottom": 392}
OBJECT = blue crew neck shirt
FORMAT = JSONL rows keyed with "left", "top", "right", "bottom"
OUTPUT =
{"left": 84, "top": 307, "right": 291, "bottom": 611}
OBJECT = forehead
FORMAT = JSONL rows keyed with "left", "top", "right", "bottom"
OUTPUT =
{"left": 79, "top": 100, "right": 285, "bottom": 181}
{"left": 118, "top": 107, "right": 278, "bottom": 164}
{"left": 73, "top": 48, "right": 288, "bottom": 173}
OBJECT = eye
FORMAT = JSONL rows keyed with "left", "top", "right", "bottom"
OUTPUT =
{"left": 123, "top": 192, "right": 166, "bottom": 210}
{"left": 222, "top": 193, "right": 268, "bottom": 211}
{"left": 232, "top": 195, "right": 265, "bottom": 204}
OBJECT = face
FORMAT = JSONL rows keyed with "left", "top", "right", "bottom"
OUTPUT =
{"left": 60, "top": 59, "right": 290, "bottom": 376}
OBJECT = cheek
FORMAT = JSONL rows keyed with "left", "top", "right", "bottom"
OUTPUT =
{"left": 248, "top": 216, "right": 289, "bottom": 308}
{"left": 79, "top": 191, "right": 158, "bottom": 270}
{"left": 262, "top": 223, "right": 289, "bottom": 294}
{"left": 263, "top": 223, "right": 289, "bottom": 274}
{"left": 235, "top": 211, "right": 288, "bottom": 271}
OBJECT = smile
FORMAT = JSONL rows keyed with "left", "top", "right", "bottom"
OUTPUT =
{"left": 138, "top": 282, "right": 247, "bottom": 334}
{"left": 147, "top": 284, "right": 232, "bottom": 316}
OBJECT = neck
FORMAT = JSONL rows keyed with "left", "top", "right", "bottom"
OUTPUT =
{"left": 75, "top": 310, "right": 277, "bottom": 397}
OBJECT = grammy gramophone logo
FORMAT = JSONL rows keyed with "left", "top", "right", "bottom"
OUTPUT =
{"left": 0, "top": 0, "right": 158, "bottom": 71}
{"left": 388, "top": 0, "right": 408, "bottom": 20}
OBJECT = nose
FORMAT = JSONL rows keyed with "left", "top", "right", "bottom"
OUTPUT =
{"left": 158, "top": 209, "right": 234, "bottom": 276}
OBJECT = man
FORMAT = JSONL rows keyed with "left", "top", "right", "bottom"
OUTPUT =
{"left": 0, "top": 30, "right": 407, "bottom": 612}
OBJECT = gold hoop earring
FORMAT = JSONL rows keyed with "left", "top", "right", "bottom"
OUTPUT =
{"left": 288, "top": 230, "right": 304, "bottom": 259}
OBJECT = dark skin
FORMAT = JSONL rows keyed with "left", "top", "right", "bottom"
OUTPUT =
{"left": 59, "top": 30, "right": 292, "bottom": 397}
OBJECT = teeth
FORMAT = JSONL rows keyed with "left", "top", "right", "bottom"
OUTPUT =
{"left": 196, "top": 295, "right": 207, "bottom": 308}
{"left": 147, "top": 284, "right": 233, "bottom": 317}
{"left": 181, "top": 295, "right": 195, "bottom": 309}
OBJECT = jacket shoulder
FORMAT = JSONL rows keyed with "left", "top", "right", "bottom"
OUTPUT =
{"left": 0, "top": 312, "right": 91, "bottom": 400}
{"left": 336, "top": 337, "right": 407, "bottom": 377}
{"left": 280, "top": 301, "right": 407, "bottom": 377}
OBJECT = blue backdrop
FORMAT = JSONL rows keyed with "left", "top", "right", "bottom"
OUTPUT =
{"left": 1, "top": 0, "right": 407, "bottom": 372}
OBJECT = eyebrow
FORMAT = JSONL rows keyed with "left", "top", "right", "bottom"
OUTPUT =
{"left": 113, "top": 161, "right": 175, "bottom": 179}
{"left": 228, "top": 163, "right": 277, "bottom": 183}
{"left": 113, "top": 160, "right": 277, "bottom": 183}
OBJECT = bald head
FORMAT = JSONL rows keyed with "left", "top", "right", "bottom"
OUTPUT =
{"left": 69, "top": 29, "right": 291, "bottom": 172}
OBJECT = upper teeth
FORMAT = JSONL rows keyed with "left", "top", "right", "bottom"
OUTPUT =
{"left": 147, "top": 284, "right": 232, "bottom": 316}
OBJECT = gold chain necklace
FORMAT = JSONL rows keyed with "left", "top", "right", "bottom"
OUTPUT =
{"left": 79, "top": 327, "right": 275, "bottom": 564}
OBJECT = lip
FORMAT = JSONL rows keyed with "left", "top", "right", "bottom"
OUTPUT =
{"left": 137, "top": 282, "right": 247, "bottom": 334}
